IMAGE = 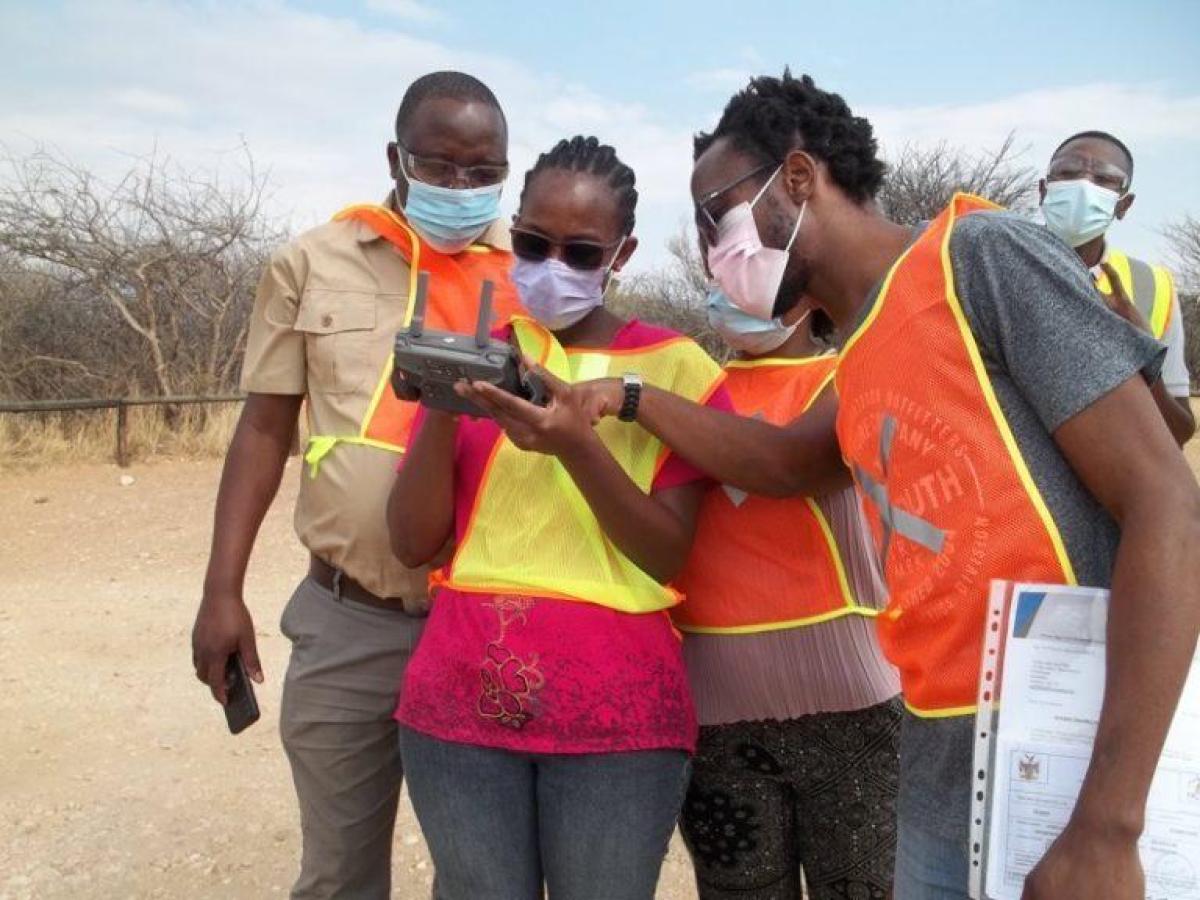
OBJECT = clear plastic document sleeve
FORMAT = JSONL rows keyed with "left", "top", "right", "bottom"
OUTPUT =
{"left": 969, "top": 581, "right": 1200, "bottom": 900}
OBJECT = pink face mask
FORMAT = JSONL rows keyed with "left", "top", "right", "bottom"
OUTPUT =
{"left": 706, "top": 166, "right": 806, "bottom": 320}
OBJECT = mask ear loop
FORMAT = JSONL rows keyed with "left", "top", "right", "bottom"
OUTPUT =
{"left": 600, "top": 235, "right": 628, "bottom": 300}
{"left": 782, "top": 199, "right": 807, "bottom": 254}
{"left": 749, "top": 165, "right": 783, "bottom": 209}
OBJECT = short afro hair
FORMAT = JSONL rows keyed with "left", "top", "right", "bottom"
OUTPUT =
{"left": 394, "top": 71, "right": 505, "bottom": 142}
{"left": 694, "top": 70, "right": 886, "bottom": 205}
{"left": 1052, "top": 130, "right": 1134, "bottom": 184}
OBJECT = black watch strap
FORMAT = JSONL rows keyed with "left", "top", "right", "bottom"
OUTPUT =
{"left": 618, "top": 373, "right": 643, "bottom": 422}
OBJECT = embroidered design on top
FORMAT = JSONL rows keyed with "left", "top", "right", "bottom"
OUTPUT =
{"left": 477, "top": 596, "right": 545, "bottom": 729}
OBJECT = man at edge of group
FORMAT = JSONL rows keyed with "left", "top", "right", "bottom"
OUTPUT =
{"left": 1040, "top": 129, "right": 1194, "bottom": 445}
{"left": 190, "top": 71, "right": 522, "bottom": 899}
{"left": 674, "top": 290, "right": 901, "bottom": 899}
{"left": 467, "top": 71, "right": 1200, "bottom": 900}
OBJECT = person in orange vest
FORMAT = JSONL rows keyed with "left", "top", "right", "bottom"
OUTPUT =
{"left": 388, "top": 136, "right": 732, "bottom": 900}
{"left": 191, "top": 71, "right": 521, "bottom": 899}
{"left": 1039, "top": 130, "right": 1195, "bottom": 445}
{"left": 673, "top": 288, "right": 902, "bottom": 900}
{"left": 469, "top": 72, "right": 1200, "bottom": 900}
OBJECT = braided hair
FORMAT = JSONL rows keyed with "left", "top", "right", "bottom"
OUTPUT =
{"left": 695, "top": 69, "right": 886, "bottom": 205}
{"left": 520, "top": 136, "right": 638, "bottom": 235}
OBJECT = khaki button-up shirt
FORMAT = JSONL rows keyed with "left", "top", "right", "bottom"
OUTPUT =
{"left": 241, "top": 204, "right": 511, "bottom": 603}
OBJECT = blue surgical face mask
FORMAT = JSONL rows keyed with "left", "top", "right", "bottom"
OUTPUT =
{"left": 513, "top": 239, "right": 625, "bottom": 331}
{"left": 1040, "top": 179, "right": 1120, "bottom": 248}
{"left": 706, "top": 285, "right": 802, "bottom": 356}
{"left": 397, "top": 164, "right": 504, "bottom": 255}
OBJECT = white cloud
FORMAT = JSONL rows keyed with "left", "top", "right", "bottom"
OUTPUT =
{"left": 866, "top": 83, "right": 1200, "bottom": 157}
{"left": 110, "top": 88, "right": 191, "bottom": 118}
{"left": 364, "top": 0, "right": 445, "bottom": 25}
{"left": 1, "top": 4, "right": 1197, "bottom": 272}
{"left": 685, "top": 47, "right": 763, "bottom": 95}
{"left": 0, "top": 1, "right": 694, "bottom": 270}
{"left": 685, "top": 67, "right": 752, "bottom": 93}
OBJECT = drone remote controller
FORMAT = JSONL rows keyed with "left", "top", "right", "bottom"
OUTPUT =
{"left": 392, "top": 273, "right": 546, "bottom": 418}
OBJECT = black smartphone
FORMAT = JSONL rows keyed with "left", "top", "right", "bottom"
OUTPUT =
{"left": 223, "top": 653, "right": 260, "bottom": 735}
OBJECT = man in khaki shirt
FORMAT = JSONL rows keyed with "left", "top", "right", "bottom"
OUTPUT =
{"left": 191, "top": 70, "right": 514, "bottom": 899}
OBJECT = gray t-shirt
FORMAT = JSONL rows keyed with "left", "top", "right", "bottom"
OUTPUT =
{"left": 866, "top": 211, "right": 1165, "bottom": 842}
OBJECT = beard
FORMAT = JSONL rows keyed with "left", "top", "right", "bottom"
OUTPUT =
{"left": 772, "top": 253, "right": 811, "bottom": 318}
{"left": 763, "top": 195, "right": 810, "bottom": 319}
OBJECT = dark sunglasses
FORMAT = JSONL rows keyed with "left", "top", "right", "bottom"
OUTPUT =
{"left": 510, "top": 228, "right": 623, "bottom": 271}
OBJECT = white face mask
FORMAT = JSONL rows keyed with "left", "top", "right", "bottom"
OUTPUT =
{"left": 512, "top": 238, "right": 625, "bottom": 330}
{"left": 705, "top": 166, "right": 806, "bottom": 320}
{"left": 1040, "top": 179, "right": 1120, "bottom": 248}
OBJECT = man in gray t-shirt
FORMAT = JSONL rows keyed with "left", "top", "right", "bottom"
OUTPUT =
{"left": 467, "top": 73, "right": 1200, "bottom": 900}
{"left": 901, "top": 209, "right": 1163, "bottom": 847}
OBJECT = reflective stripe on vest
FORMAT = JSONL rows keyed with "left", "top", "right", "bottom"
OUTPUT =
{"left": 836, "top": 193, "right": 1075, "bottom": 718}
{"left": 303, "top": 205, "right": 522, "bottom": 477}
{"left": 1094, "top": 249, "right": 1175, "bottom": 340}
{"left": 673, "top": 354, "right": 874, "bottom": 633}
{"left": 443, "top": 317, "right": 725, "bottom": 614}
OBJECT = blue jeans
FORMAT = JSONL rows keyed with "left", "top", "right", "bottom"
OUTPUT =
{"left": 399, "top": 727, "right": 691, "bottom": 900}
{"left": 893, "top": 815, "right": 970, "bottom": 900}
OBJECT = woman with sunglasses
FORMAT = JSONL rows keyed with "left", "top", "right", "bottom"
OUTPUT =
{"left": 387, "top": 135, "right": 731, "bottom": 900}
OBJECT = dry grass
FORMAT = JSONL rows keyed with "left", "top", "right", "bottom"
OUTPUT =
{"left": 0, "top": 402, "right": 244, "bottom": 471}
{"left": 2, "top": 399, "right": 1197, "bottom": 474}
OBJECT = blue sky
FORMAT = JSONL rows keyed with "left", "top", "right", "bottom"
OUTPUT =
{"left": 3, "top": 0, "right": 1199, "bottom": 273}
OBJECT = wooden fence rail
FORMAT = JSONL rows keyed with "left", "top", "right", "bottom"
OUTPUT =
{"left": 0, "top": 395, "right": 246, "bottom": 467}
{"left": 2, "top": 391, "right": 1197, "bottom": 470}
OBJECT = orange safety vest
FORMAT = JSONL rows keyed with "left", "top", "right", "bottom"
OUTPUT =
{"left": 304, "top": 204, "right": 523, "bottom": 476}
{"left": 673, "top": 354, "right": 871, "bottom": 633}
{"left": 836, "top": 193, "right": 1075, "bottom": 717}
{"left": 441, "top": 317, "right": 726, "bottom": 614}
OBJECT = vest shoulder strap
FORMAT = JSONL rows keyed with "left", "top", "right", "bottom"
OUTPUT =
{"left": 1106, "top": 249, "right": 1174, "bottom": 339}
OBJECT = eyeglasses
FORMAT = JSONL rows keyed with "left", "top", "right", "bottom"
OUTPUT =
{"left": 510, "top": 228, "right": 623, "bottom": 271}
{"left": 694, "top": 161, "right": 778, "bottom": 244}
{"left": 1046, "top": 154, "right": 1130, "bottom": 193}
{"left": 396, "top": 143, "right": 509, "bottom": 189}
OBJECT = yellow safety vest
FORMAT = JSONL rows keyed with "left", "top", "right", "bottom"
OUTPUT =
{"left": 442, "top": 317, "right": 725, "bottom": 614}
{"left": 1094, "top": 249, "right": 1175, "bottom": 340}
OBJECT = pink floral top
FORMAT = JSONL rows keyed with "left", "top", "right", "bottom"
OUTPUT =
{"left": 395, "top": 321, "right": 730, "bottom": 755}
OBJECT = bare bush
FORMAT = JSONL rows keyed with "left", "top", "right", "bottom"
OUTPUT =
{"left": 0, "top": 146, "right": 283, "bottom": 404}
{"left": 878, "top": 133, "right": 1038, "bottom": 226}
{"left": 611, "top": 229, "right": 726, "bottom": 360}
{"left": 1166, "top": 215, "right": 1200, "bottom": 390}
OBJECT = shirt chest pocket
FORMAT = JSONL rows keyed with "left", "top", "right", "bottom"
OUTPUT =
{"left": 295, "top": 290, "right": 380, "bottom": 395}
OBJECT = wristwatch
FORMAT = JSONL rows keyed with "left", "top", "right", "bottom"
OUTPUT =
{"left": 618, "top": 372, "right": 643, "bottom": 422}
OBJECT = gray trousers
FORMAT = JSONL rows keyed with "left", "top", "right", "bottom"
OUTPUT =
{"left": 279, "top": 576, "right": 426, "bottom": 900}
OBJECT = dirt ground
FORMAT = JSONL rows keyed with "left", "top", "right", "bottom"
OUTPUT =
{"left": 4, "top": 420, "right": 1200, "bottom": 900}
{"left": 0, "top": 456, "right": 699, "bottom": 900}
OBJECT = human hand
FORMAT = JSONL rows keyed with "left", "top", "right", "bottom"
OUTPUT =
{"left": 192, "top": 592, "right": 263, "bottom": 706}
{"left": 456, "top": 365, "right": 601, "bottom": 458}
{"left": 1098, "top": 262, "right": 1151, "bottom": 335}
{"left": 1021, "top": 819, "right": 1143, "bottom": 900}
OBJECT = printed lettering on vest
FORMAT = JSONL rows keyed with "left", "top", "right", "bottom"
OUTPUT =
{"left": 836, "top": 194, "right": 1073, "bottom": 716}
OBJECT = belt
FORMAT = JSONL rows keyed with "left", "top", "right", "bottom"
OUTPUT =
{"left": 309, "top": 556, "right": 428, "bottom": 618}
